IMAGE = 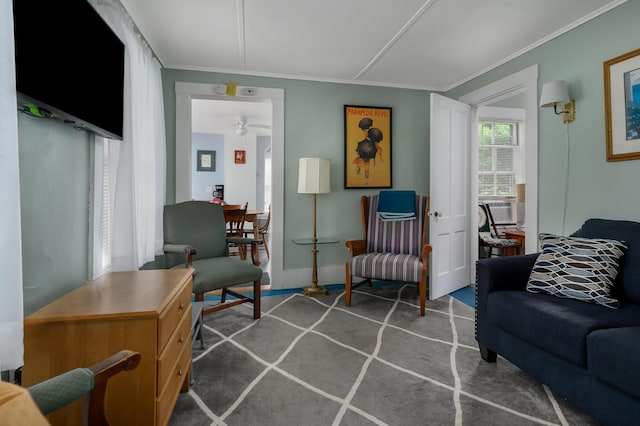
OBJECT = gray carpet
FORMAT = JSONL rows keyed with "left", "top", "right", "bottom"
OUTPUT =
{"left": 169, "top": 284, "right": 599, "bottom": 425}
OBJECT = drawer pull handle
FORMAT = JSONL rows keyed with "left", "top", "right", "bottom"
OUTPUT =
{"left": 179, "top": 302, "right": 185, "bottom": 310}
{"left": 178, "top": 369, "right": 183, "bottom": 377}
{"left": 179, "top": 336, "right": 184, "bottom": 344}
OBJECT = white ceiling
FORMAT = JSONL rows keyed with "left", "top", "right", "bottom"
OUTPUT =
{"left": 191, "top": 98, "right": 273, "bottom": 136}
{"left": 120, "top": 0, "right": 626, "bottom": 131}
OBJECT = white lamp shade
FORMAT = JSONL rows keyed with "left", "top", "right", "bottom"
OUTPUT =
{"left": 540, "top": 80, "right": 570, "bottom": 107}
{"left": 297, "top": 157, "right": 331, "bottom": 194}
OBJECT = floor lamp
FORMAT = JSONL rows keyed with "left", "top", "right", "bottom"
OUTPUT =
{"left": 297, "top": 157, "right": 331, "bottom": 296}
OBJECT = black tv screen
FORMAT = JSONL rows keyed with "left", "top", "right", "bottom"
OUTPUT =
{"left": 13, "top": 0, "right": 125, "bottom": 140}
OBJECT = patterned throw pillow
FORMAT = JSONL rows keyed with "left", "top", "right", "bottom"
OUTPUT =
{"left": 526, "top": 233, "right": 628, "bottom": 309}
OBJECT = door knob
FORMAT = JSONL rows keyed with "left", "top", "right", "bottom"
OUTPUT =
{"left": 430, "top": 211, "right": 442, "bottom": 218}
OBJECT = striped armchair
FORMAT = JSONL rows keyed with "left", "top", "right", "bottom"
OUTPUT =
{"left": 345, "top": 194, "right": 432, "bottom": 316}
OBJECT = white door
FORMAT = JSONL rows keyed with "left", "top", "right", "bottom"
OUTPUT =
{"left": 429, "top": 93, "right": 472, "bottom": 299}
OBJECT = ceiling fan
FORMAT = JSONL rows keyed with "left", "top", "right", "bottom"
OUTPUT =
{"left": 235, "top": 116, "right": 271, "bottom": 135}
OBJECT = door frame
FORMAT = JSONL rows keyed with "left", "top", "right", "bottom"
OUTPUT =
{"left": 459, "top": 65, "right": 539, "bottom": 279}
{"left": 175, "top": 82, "right": 284, "bottom": 288}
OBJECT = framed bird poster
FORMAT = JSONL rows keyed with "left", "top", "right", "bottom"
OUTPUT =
{"left": 344, "top": 105, "right": 392, "bottom": 188}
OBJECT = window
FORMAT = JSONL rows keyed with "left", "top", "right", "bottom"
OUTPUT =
{"left": 91, "top": 137, "right": 113, "bottom": 278}
{"left": 478, "top": 121, "right": 518, "bottom": 197}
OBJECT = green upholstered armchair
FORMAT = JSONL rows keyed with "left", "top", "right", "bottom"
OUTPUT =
{"left": 27, "top": 350, "right": 141, "bottom": 425}
{"left": 163, "top": 200, "right": 263, "bottom": 319}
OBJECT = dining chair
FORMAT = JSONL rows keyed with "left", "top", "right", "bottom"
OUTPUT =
{"left": 478, "top": 202, "right": 521, "bottom": 257}
{"left": 345, "top": 193, "right": 432, "bottom": 316}
{"left": 223, "top": 202, "right": 248, "bottom": 259}
{"left": 244, "top": 204, "right": 271, "bottom": 259}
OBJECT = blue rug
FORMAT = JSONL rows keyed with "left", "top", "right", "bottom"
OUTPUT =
{"left": 204, "top": 282, "right": 476, "bottom": 308}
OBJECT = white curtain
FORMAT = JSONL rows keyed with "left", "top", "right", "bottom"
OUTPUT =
{"left": 0, "top": 0, "right": 24, "bottom": 371}
{"left": 96, "top": 0, "right": 166, "bottom": 270}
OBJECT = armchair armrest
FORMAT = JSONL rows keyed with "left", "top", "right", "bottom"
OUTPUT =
{"left": 164, "top": 244, "right": 197, "bottom": 268}
{"left": 87, "top": 350, "right": 141, "bottom": 425}
{"left": 476, "top": 254, "right": 538, "bottom": 294}
{"left": 227, "top": 237, "right": 262, "bottom": 265}
{"left": 421, "top": 243, "right": 433, "bottom": 263}
{"left": 475, "top": 254, "right": 538, "bottom": 346}
{"left": 345, "top": 239, "right": 366, "bottom": 257}
{"left": 28, "top": 369, "right": 94, "bottom": 416}
{"left": 28, "top": 350, "right": 141, "bottom": 423}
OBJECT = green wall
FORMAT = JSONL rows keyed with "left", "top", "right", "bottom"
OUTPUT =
{"left": 17, "top": 113, "right": 91, "bottom": 315}
{"left": 446, "top": 0, "right": 640, "bottom": 235}
{"left": 161, "top": 70, "right": 432, "bottom": 270}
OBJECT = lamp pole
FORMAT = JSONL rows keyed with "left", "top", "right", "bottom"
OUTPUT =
{"left": 304, "top": 192, "right": 327, "bottom": 296}
{"left": 311, "top": 193, "right": 318, "bottom": 286}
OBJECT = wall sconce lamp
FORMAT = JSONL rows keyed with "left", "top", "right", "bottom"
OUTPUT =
{"left": 540, "top": 80, "right": 576, "bottom": 123}
{"left": 297, "top": 157, "right": 331, "bottom": 297}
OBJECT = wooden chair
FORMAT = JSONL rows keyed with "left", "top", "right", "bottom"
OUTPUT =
{"left": 223, "top": 202, "right": 248, "bottom": 259}
{"left": 478, "top": 202, "right": 521, "bottom": 257}
{"left": 21, "top": 350, "right": 141, "bottom": 425}
{"left": 244, "top": 204, "right": 271, "bottom": 259}
{"left": 163, "top": 201, "right": 262, "bottom": 318}
{"left": 345, "top": 194, "right": 432, "bottom": 316}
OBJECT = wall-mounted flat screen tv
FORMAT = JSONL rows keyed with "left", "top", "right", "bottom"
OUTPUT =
{"left": 13, "top": 0, "right": 125, "bottom": 140}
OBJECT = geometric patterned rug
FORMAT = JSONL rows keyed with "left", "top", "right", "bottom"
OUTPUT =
{"left": 169, "top": 284, "right": 599, "bottom": 425}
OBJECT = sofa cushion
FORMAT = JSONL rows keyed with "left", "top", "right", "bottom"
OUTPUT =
{"left": 587, "top": 327, "right": 640, "bottom": 399}
{"left": 573, "top": 218, "right": 640, "bottom": 304}
{"left": 526, "top": 233, "right": 627, "bottom": 309}
{"left": 487, "top": 290, "right": 640, "bottom": 367}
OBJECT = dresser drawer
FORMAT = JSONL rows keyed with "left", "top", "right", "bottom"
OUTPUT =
{"left": 157, "top": 343, "right": 191, "bottom": 426}
{"left": 157, "top": 304, "right": 191, "bottom": 394}
{"left": 158, "top": 279, "right": 192, "bottom": 352}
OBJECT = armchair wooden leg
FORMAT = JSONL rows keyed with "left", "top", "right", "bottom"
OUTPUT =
{"left": 221, "top": 288, "right": 227, "bottom": 303}
{"left": 253, "top": 280, "right": 261, "bottom": 319}
{"left": 419, "top": 279, "right": 427, "bottom": 316}
{"left": 195, "top": 293, "right": 205, "bottom": 321}
{"left": 345, "top": 264, "right": 352, "bottom": 307}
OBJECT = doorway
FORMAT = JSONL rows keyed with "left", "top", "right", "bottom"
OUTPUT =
{"left": 460, "top": 64, "right": 539, "bottom": 279}
{"left": 175, "top": 83, "right": 285, "bottom": 288}
{"left": 190, "top": 98, "right": 272, "bottom": 209}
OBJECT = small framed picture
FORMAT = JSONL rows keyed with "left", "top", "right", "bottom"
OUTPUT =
{"left": 197, "top": 150, "right": 216, "bottom": 171}
{"left": 604, "top": 47, "right": 640, "bottom": 161}
{"left": 234, "top": 150, "right": 246, "bottom": 164}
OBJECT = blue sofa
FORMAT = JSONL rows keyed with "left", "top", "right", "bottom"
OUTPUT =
{"left": 476, "top": 218, "right": 640, "bottom": 425}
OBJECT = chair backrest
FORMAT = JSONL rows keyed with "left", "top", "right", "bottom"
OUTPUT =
{"left": 258, "top": 204, "right": 271, "bottom": 232}
{"left": 163, "top": 201, "right": 229, "bottom": 268}
{"left": 225, "top": 207, "right": 247, "bottom": 237}
{"left": 363, "top": 194, "right": 429, "bottom": 256}
{"left": 478, "top": 203, "right": 499, "bottom": 238}
{"left": 222, "top": 203, "right": 245, "bottom": 210}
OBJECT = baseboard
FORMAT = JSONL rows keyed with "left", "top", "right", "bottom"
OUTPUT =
{"left": 278, "top": 265, "right": 345, "bottom": 290}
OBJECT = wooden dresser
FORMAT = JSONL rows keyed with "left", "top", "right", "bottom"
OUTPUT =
{"left": 23, "top": 269, "right": 194, "bottom": 426}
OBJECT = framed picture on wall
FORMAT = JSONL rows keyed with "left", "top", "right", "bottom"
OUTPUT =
{"left": 344, "top": 105, "right": 392, "bottom": 188}
{"left": 234, "top": 150, "right": 246, "bottom": 164}
{"left": 197, "top": 150, "right": 216, "bottom": 171}
{"left": 604, "top": 47, "right": 640, "bottom": 161}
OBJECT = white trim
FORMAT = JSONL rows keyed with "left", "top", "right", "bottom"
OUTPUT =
{"left": 459, "top": 64, "right": 539, "bottom": 279}
{"left": 175, "top": 82, "right": 285, "bottom": 288}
